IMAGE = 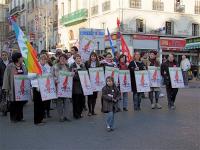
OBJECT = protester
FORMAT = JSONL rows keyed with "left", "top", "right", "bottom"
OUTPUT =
{"left": 102, "top": 76, "right": 120, "bottom": 131}
{"left": 118, "top": 54, "right": 129, "bottom": 111}
{"left": 147, "top": 50, "right": 162, "bottom": 109}
{"left": 128, "top": 51, "right": 146, "bottom": 111}
{"left": 113, "top": 51, "right": 120, "bottom": 66}
{"left": 68, "top": 46, "right": 79, "bottom": 67}
{"left": 0, "top": 51, "right": 10, "bottom": 116}
{"left": 85, "top": 52, "right": 100, "bottom": 116}
{"left": 3, "top": 52, "right": 27, "bottom": 122}
{"left": 180, "top": 55, "right": 191, "bottom": 86}
{"left": 100, "top": 52, "right": 117, "bottom": 68}
{"left": 54, "top": 54, "right": 73, "bottom": 122}
{"left": 161, "top": 53, "right": 179, "bottom": 110}
{"left": 70, "top": 54, "right": 86, "bottom": 119}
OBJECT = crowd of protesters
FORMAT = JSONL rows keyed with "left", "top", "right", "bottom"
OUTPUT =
{"left": 0, "top": 47, "right": 192, "bottom": 131}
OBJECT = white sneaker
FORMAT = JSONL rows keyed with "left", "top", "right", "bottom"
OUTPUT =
{"left": 156, "top": 103, "right": 162, "bottom": 109}
{"left": 159, "top": 93, "right": 165, "bottom": 97}
{"left": 151, "top": 104, "right": 156, "bottom": 109}
{"left": 107, "top": 125, "right": 111, "bottom": 132}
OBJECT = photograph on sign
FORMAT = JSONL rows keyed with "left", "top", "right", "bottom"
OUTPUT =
{"left": 89, "top": 67, "right": 105, "bottom": 92}
{"left": 169, "top": 67, "right": 185, "bottom": 88}
{"left": 57, "top": 71, "right": 73, "bottom": 98}
{"left": 134, "top": 70, "right": 150, "bottom": 92}
{"left": 148, "top": 66, "right": 161, "bottom": 87}
{"left": 38, "top": 74, "right": 57, "bottom": 101}
{"left": 78, "top": 71, "right": 93, "bottom": 95}
{"left": 119, "top": 70, "right": 132, "bottom": 93}
{"left": 14, "top": 75, "right": 31, "bottom": 101}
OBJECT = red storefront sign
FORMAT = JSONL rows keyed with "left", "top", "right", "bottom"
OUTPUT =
{"left": 133, "top": 34, "right": 159, "bottom": 40}
{"left": 160, "top": 38, "right": 186, "bottom": 51}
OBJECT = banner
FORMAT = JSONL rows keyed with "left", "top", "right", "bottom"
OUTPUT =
{"left": 78, "top": 71, "right": 93, "bottom": 95}
{"left": 119, "top": 70, "right": 132, "bottom": 92}
{"left": 89, "top": 67, "right": 105, "bottom": 92}
{"left": 14, "top": 75, "right": 31, "bottom": 101}
{"left": 79, "top": 28, "right": 105, "bottom": 61}
{"left": 38, "top": 74, "right": 57, "bottom": 101}
{"left": 135, "top": 70, "right": 150, "bottom": 92}
{"left": 105, "top": 66, "right": 119, "bottom": 84}
{"left": 169, "top": 67, "right": 185, "bottom": 88}
{"left": 148, "top": 66, "right": 161, "bottom": 87}
{"left": 57, "top": 71, "right": 73, "bottom": 98}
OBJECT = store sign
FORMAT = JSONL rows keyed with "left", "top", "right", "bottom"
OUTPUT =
{"left": 160, "top": 38, "right": 186, "bottom": 51}
{"left": 133, "top": 34, "right": 159, "bottom": 40}
{"left": 186, "top": 37, "right": 200, "bottom": 44}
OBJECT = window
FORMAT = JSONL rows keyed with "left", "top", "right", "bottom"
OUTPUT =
{"left": 192, "top": 23, "right": 199, "bottom": 36}
{"left": 68, "top": 0, "right": 71, "bottom": 14}
{"left": 130, "top": 0, "right": 141, "bottom": 8}
{"left": 136, "top": 19, "right": 145, "bottom": 33}
{"left": 195, "top": 0, "right": 200, "bottom": 14}
{"left": 91, "top": 5, "right": 98, "bottom": 15}
{"left": 61, "top": 2, "right": 64, "bottom": 16}
{"left": 174, "top": 0, "right": 185, "bottom": 13}
{"left": 165, "top": 21, "right": 174, "bottom": 35}
{"left": 102, "top": 1, "right": 110, "bottom": 12}
{"left": 152, "top": 0, "right": 164, "bottom": 11}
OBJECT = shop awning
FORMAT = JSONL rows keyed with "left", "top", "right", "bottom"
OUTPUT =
{"left": 184, "top": 42, "right": 200, "bottom": 50}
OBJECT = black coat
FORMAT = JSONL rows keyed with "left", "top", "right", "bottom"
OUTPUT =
{"left": 0, "top": 59, "right": 8, "bottom": 87}
{"left": 161, "top": 60, "right": 178, "bottom": 86}
{"left": 128, "top": 61, "right": 146, "bottom": 92}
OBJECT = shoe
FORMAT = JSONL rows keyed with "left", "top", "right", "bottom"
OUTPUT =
{"left": 170, "top": 106, "right": 176, "bottom": 110}
{"left": 64, "top": 117, "right": 71, "bottom": 122}
{"left": 20, "top": 119, "right": 26, "bottom": 122}
{"left": 110, "top": 128, "right": 114, "bottom": 131}
{"left": 59, "top": 118, "right": 65, "bottom": 122}
{"left": 151, "top": 104, "right": 156, "bottom": 109}
{"left": 87, "top": 113, "right": 92, "bottom": 116}
{"left": 92, "top": 112, "right": 97, "bottom": 115}
{"left": 83, "top": 107, "right": 88, "bottom": 111}
{"left": 123, "top": 108, "right": 128, "bottom": 111}
{"left": 107, "top": 126, "right": 111, "bottom": 132}
{"left": 156, "top": 103, "right": 162, "bottom": 109}
{"left": 35, "top": 122, "right": 46, "bottom": 126}
{"left": 116, "top": 108, "right": 122, "bottom": 112}
{"left": 159, "top": 93, "right": 165, "bottom": 97}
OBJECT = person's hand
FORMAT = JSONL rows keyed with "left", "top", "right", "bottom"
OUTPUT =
{"left": 135, "top": 67, "right": 139, "bottom": 71}
{"left": 108, "top": 94, "right": 113, "bottom": 98}
{"left": 113, "top": 98, "right": 117, "bottom": 102}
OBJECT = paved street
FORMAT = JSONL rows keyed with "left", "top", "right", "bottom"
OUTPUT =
{"left": 0, "top": 84, "right": 200, "bottom": 150}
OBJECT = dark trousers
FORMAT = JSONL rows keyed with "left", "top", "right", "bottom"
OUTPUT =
{"left": 72, "top": 94, "right": 85, "bottom": 118}
{"left": 43, "top": 100, "right": 51, "bottom": 117}
{"left": 10, "top": 101, "right": 25, "bottom": 122}
{"left": 88, "top": 92, "right": 98, "bottom": 114}
{"left": 33, "top": 88, "right": 44, "bottom": 124}
{"left": 166, "top": 86, "right": 178, "bottom": 107}
{"left": 149, "top": 91, "right": 160, "bottom": 104}
{"left": 133, "top": 92, "right": 142, "bottom": 110}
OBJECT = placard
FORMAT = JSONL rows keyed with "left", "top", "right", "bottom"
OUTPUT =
{"left": 148, "top": 66, "right": 161, "bottom": 87}
{"left": 169, "top": 67, "right": 185, "bottom": 88}
{"left": 89, "top": 67, "right": 105, "bottom": 92}
{"left": 134, "top": 70, "right": 150, "bottom": 92}
{"left": 105, "top": 66, "right": 119, "bottom": 84}
{"left": 14, "top": 75, "right": 31, "bottom": 101}
{"left": 57, "top": 71, "right": 73, "bottom": 98}
{"left": 78, "top": 71, "right": 93, "bottom": 95}
{"left": 38, "top": 74, "right": 57, "bottom": 101}
{"left": 119, "top": 70, "right": 132, "bottom": 92}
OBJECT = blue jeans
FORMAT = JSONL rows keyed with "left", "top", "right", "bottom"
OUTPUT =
{"left": 133, "top": 92, "right": 142, "bottom": 110}
{"left": 120, "top": 92, "right": 128, "bottom": 109}
{"left": 106, "top": 111, "right": 114, "bottom": 129}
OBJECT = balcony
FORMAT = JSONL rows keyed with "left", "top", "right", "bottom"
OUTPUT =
{"left": 60, "top": 9, "right": 88, "bottom": 27}
{"left": 10, "top": 6, "right": 20, "bottom": 15}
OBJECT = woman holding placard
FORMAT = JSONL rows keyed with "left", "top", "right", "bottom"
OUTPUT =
{"left": 70, "top": 54, "right": 86, "bottom": 119}
{"left": 85, "top": 52, "right": 100, "bottom": 116}
{"left": 3, "top": 52, "right": 27, "bottom": 122}
{"left": 53, "top": 54, "right": 73, "bottom": 122}
{"left": 128, "top": 51, "right": 146, "bottom": 111}
{"left": 147, "top": 50, "right": 162, "bottom": 109}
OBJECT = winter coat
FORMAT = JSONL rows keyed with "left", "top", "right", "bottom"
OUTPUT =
{"left": 128, "top": 61, "right": 146, "bottom": 92}
{"left": 2, "top": 63, "right": 27, "bottom": 101}
{"left": 70, "top": 62, "right": 86, "bottom": 94}
{"left": 102, "top": 84, "right": 121, "bottom": 113}
{"left": 0, "top": 59, "right": 8, "bottom": 87}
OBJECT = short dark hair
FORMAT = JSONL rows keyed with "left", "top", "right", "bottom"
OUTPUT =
{"left": 12, "top": 52, "right": 22, "bottom": 63}
{"left": 119, "top": 54, "right": 127, "bottom": 63}
{"left": 73, "top": 53, "right": 81, "bottom": 60}
{"left": 71, "top": 46, "right": 78, "bottom": 52}
{"left": 59, "top": 54, "right": 68, "bottom": 60}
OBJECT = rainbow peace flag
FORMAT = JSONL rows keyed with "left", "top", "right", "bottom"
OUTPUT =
{"left": 9, "top": 17, "right": 42, "bottom": 74}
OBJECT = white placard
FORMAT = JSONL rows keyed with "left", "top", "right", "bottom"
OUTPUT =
{"left": 169, "top": 67, "right": 185, "bottom": 88}
{"left": 78, "top": 71, "right": 93, "bottom": 95}
{"left": 57, "top": 71, "right": 73, "bottom": 98}
{"left": 119, "top": 70, "right": 132, "bottom": 93}
{"left": 14, "top": 75, "right": 31, "bottom": 101}
{"left": 148, "top": 66, "right": 161, "bottom": 87}
{"left": 105, "top": 66, "right": 119, "bottom": 84}
{"left": 38, "top": 74, "right": 57, "bottom": 101}
{"left": 135, "top": 70, "right": 150, "bottom": 92}
{"left": 89, "top": 67, "right": 105, "bottom": 92}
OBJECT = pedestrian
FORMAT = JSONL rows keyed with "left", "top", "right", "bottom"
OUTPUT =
{"left": 70, "top": 54, "right": 86, "bottom": 119}
{"left": 68, "top": 46, "right": 79, "bottom": 67}
{"left": 0, "top": 51, "right": 10, "bottom": 116}
{"left": 118, "top": 54, "right": 129, "bottom": 111}
{"left": 85, "top": 52, "right": 100, "bottom": 116}
{"left": 53, "top": 54, "right": 73, "bottom": 122}
{"left": 161, "top": 53, "right": 179, "bottom": 110}
{"left": 2, "top": 52, "right": 27, "bottom": 122}
{"left": 147, "top": 50, "right": 162, "bottom": 109}
{"left": 102, "top": 76, "right": 120, "bottom": 132}
{"left": 113, "top": 51, "right": 120, "bottom": 66}
{"left": 100, "top": 52, "right": 117, "bottom": 68}
{"left": 128, "top": 51, "right": 146, "bottom": 111}
{"left": 180, "top": 55, "right": 191, "bottom": 86}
